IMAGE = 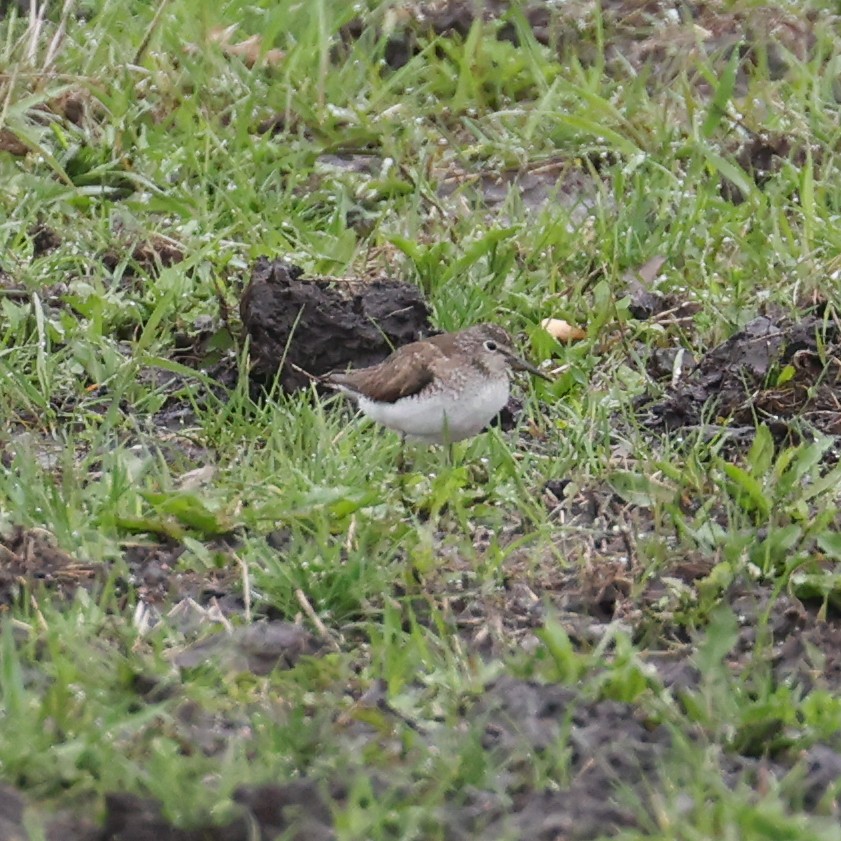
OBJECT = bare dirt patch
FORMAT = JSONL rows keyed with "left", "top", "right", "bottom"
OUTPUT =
{"left": 643, "top": 308, "right": 841, "bottom": 437}
{"left": 719, "top": 132, "right": 819, "bottom": 204}
{"left": 0, "top": 780, "right": 336, "bottom": 841}
{"left": 122, "top": 539, "right": 241, "bottom": 610}
{"left": 0, "top": 526, "right": 101, "bottom": 606}
{"left": 342, "top": 0, "right": 820, "bottom": 84}
{"left": 438, "top": 159, "right": 603, "bottom": 224}
{"left": 172, "top": 620, "right": 321, "bottom": 675}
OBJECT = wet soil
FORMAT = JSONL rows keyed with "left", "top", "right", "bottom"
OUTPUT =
{"left": 642, "top": 308, "right": 841, "bottom": 437}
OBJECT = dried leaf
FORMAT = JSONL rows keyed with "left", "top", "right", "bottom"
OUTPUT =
{"left": 624, "top": 254, "right": 667, "bottom": 285}
{"left": 540, "top": 318, "right": 586, "bottom": 343}
{"left": 205, "top": 25, "right": 285, "bottom": 67}
{"left": 177, "top": 465, "right": 217, "bottom": 491}
{"left": 622, "top": 255, "right": 668, "bottom": 319}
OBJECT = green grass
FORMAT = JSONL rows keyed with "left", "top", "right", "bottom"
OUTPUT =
{"left": 3, "top": 0, "right": 841, "bottom": 838}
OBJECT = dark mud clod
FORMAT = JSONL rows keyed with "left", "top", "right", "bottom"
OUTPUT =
{"left": 240, "top": 258, "right": 431, "bottom": 392}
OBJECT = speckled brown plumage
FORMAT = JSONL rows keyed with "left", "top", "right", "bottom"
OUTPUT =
{"left": 325, "top": 323, "right": 548, "bottom": 444}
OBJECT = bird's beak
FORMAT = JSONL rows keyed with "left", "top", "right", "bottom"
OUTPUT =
{"left": 505, "top": 349, "right": 552, "bottom": 381}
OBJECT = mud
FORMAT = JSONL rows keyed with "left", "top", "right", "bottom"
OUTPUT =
{"left": 0, "top": 526, "right": 102, "bottom": 606}
{"left": 643, "top": 310, "right": 841, "bottom": 437}
{"left": 240, "top": 258, "right": 431, "bottom": 392}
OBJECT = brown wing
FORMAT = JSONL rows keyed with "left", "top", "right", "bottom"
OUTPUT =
{"left": 326, "top": 341, "right": 442, "bottom": 403}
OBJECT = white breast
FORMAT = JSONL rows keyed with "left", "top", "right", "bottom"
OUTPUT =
{"left": 357, "top": 378, "right": 510, "bottom": 444}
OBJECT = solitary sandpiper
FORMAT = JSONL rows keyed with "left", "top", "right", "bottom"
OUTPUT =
{"left": 325, "top": 323, "right": 549, "bottom": 444}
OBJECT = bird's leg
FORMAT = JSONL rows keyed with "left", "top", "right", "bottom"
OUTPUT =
{"left": 441, "top": 417, "right": 454, "bottom": 467}
{"left": 397, "top": 434, "right": 413, "bottom": 511}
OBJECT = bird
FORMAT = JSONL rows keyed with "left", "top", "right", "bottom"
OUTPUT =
{"left": 324, "top": 323, "right": 550, "bottom": 445}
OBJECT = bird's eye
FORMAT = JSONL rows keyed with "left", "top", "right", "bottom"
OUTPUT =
{"left": 484, "top": 340, "right": 498, "bottom": 352}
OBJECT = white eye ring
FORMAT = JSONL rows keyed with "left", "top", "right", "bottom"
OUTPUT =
{"left": 484, "top": 340, "right": 498, "bottom": 351}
